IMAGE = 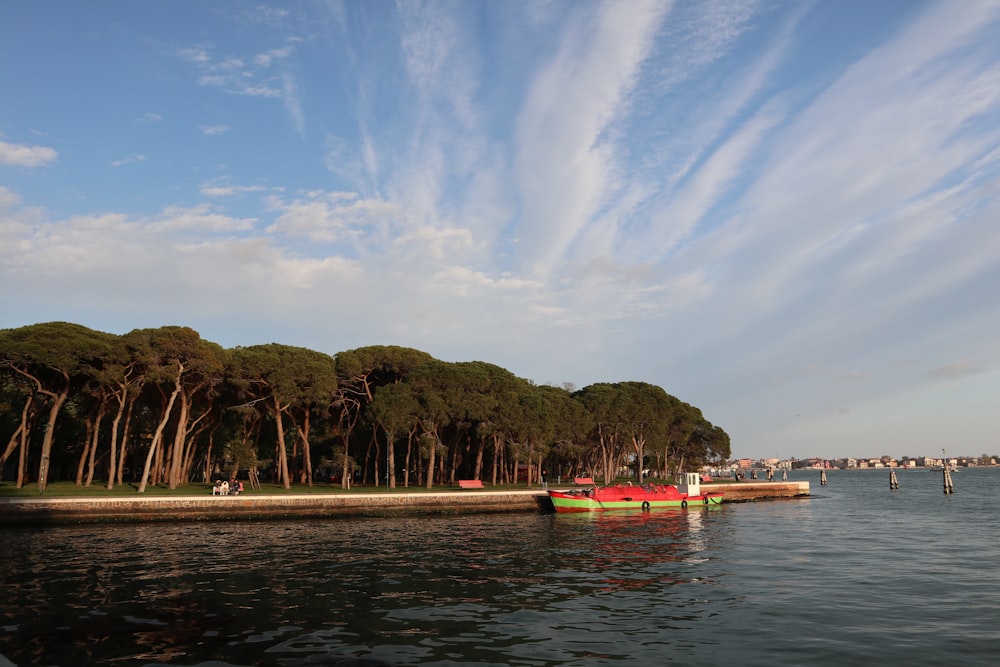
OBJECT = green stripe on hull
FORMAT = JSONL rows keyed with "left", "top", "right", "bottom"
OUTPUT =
{"left": 550, "top": 494, "right": 723, "bottom": 512}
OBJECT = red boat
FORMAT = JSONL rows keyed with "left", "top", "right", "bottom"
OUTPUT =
{"left": 548, "top": 473, "right": 723, "bottom": 512}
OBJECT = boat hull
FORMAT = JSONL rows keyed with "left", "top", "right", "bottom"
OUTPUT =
{"left": 548, "top": 485, "right": 724, "bottom": 513}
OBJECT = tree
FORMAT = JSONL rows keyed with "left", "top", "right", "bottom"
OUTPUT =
{"left": 610, "top": 382, "right": 671, "bottom": 483}
{"left": 0, "top": 322, "right": 114, "bottom": 493}
{"left": 1, "top": 362, "right": 40, "bottom": 487}
{"left": 131, "top": 326, "right": 226, "bottom": 492}
{"left": 283, "top": 348, "right": 338, "bottom": 486}
{"left": 229, "top": 344, "right": 336, "bottom": 489}
{"left": 334, "top": 346, "right": 431, "bottom": 488}
{"left": 573, "top": 383, "right": 625, "bottom": 484}
{"left": 368, "top": 382, "right": 419, "bottom": 488}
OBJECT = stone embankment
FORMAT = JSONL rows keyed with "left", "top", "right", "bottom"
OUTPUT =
{"left": 712, "top": 480, "right": 809, "bottom": 502}
{"left": 0, "top": 481, "right": 808, "bottom": 526}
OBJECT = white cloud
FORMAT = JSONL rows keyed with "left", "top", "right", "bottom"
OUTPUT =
{"left": 254, "top": 45, "right": 294, "bottom": 67}
{"left": 0, "top": 139, "right": 58, "bottom": 167}
{"left": 150, "top": 204, "right": 257, "bottom": 233}
{"left": 111, "top": 154, "right": 145, "bottom": 167}
{"left": 0, "top": 185, "right": 22, "bottom": 209}
{"left": 265, "top": 190, "right": 402, "bottom": 244}
{"left": 200, "top": 181, "right": 266, "bottom": 197}
{"left": 200, "top": 125, "right": 230, "bottom": 135}
{"left": 514, "top": 1, "right": 671, "bottom": 273}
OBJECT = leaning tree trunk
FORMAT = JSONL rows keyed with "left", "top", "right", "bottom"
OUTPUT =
{"left": 138, "top": 365, "right": 183, "bottom": 493}
{"left": 273, "top": 398, "right": 291, "bottom": 489}
{"left": 106, "top": 386, "right": 128, "bottom": 490}
{"left": 116, "top": 393, "right": 137, "bottom": 486}
{"left": 1, "top": 394, "right": 35, "bottom": 488}
{"left": 473, "top": 435, "right": 486, "bottom": 482}
{"left": 37, "top": 384, "right": 70, "bottom": 494}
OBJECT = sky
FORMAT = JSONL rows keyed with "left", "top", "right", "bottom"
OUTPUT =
{"left": 2, "top": 1, "right": 999, "bottom": 462}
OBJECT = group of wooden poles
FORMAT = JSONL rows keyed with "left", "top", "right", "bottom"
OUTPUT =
{"left": 817, "top": 467, "right": 955, "bottom": 494}
{"left": 887, "top": 467, "right": 955, "bottom": 494}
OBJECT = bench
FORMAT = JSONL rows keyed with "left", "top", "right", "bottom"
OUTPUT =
{"left": 458, "top": 479, "right": 484, "bottom": 489}
{"left": 574, "top": 477, "right": 595, "bottom": 485}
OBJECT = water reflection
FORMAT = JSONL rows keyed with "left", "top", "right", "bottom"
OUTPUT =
{"left": 2, "top": 511, "right": 733, "bottom": 666}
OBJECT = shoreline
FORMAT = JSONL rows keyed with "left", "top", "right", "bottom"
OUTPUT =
{"left": 0, "top": 481, "right": 809, "bottom": 525}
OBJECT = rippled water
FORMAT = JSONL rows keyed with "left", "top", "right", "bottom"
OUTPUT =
{"left": 3, "top": 468, "right": 1000, "bottom": 666}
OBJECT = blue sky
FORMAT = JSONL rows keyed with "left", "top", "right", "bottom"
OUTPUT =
{"left": 2, "top": 1, "right": 999, "bottom": 461}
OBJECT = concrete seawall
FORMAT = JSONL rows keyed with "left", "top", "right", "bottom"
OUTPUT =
{"left": 0, "top": 481, "right": 809, "bottom": 525}
{"left": 713, "top": 481, "right": 810, "bottom": 502}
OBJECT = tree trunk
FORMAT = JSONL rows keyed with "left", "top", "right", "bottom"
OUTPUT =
{"left": 491, "top": 433, "right": 501, "bottom": 485}
{"left": 116, "top": 393, "right": 137, "bottom": 486}
{"left": 180, "top": 408, "right": 213, "bottom": 484}
{"left": 632, "top": 436, "right": 646, "bottom": 483}
{"left": 425, "top": 435, "right": 436, "bottom": 489}
{"left": 106, "top": 386, "right": 127, "bottom": 489}
{"left": 37, "top": 384, "right": 69, "bottom": 493}
{"left": 404, "top": 427, "right": 416, "bottom": 488}
{"left": 386, "top": 429, "right": 396, "bottom": 489}
{"left": 17, "top": 419, "right": 29, "bottom": 488}
{"left": 203, "top": 432, "right": 214, "bottom": 483}
{"left": 297, "top": 408, "right": 312, "bottom": 486}
{"left": 338, "top": 401, "right": 359, "bottom": 490}
{"left": 273, "top": 397, "right": 291, "bottom": 489}
{"left": 473, "top": 434, "right": 486, "bottom": 482}
{"left": 138, "top": 363, "right": 184, "bottom": 493}
{"left": 86, "top": 397, "right": 108, "bottom": 486}
{"left": 1, "top": 393, "right": 34, "bottom": 487}
{"left": 167, "top": 391, "right": 192, "bottom": 488}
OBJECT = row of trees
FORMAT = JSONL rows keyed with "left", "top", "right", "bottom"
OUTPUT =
{"left": 0, "top": 322, "right": 731, "bottom": 493}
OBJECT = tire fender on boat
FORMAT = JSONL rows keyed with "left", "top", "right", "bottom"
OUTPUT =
{"left": 641, "top": 501, "right": 650, "bottom": 511}
{"left": 681, "top": 500, "right": 688, "bottom": 509}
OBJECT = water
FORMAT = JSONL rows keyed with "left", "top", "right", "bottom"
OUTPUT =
{"left": 2, "top": 469, "right": 1000, "bottom": 666}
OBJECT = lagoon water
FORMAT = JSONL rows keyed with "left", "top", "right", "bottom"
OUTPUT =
{"left": 3, "top": 468, "right": 1000, "bottom": 666}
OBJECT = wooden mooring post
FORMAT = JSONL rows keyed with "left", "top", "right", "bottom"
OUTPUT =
{"left": 889, "top": 469, "right": 899, "bottom": 490}
{"left": 820, "top": 469, "right": 827, "bottom": 486}
{"left": 943, "top": 468, "right": 954, "bottom": 494}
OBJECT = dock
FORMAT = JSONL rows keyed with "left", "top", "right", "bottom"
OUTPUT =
{"left": 0, "top": 480, "right": 809, "bottom": 525}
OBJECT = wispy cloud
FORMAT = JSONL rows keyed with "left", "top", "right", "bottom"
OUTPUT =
{"left": 0, "top": 138, "right": 58, "bottom": 167}
{"left": 513, "top": 1, "right": 671, "bottom": 274}
{"left": 178, "top": 43, "right": 304, "bottom": 133}
{"left": 281, "top": 72, "right": 305, "bottom": 137}
{"left": 254, "top": 45, "right": 294, "bottom": 67}
{"left": 111, "top": 154, "right": 145, "bottom": 167}
{"left": 200, "top": 125, "right": 230, "bottom": 135}
{"left": 178, "top": 45, "right": 290, "bottom": 98}
{"left": 200, "top": 180, "right": 266, "bottom": 197}
{"left": 927, "top": 361, "right": 986, "bottom": 381}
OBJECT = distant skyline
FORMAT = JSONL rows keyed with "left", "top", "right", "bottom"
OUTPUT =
{"left": 2, "top": 1, "right": 999, "bottom": 461}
